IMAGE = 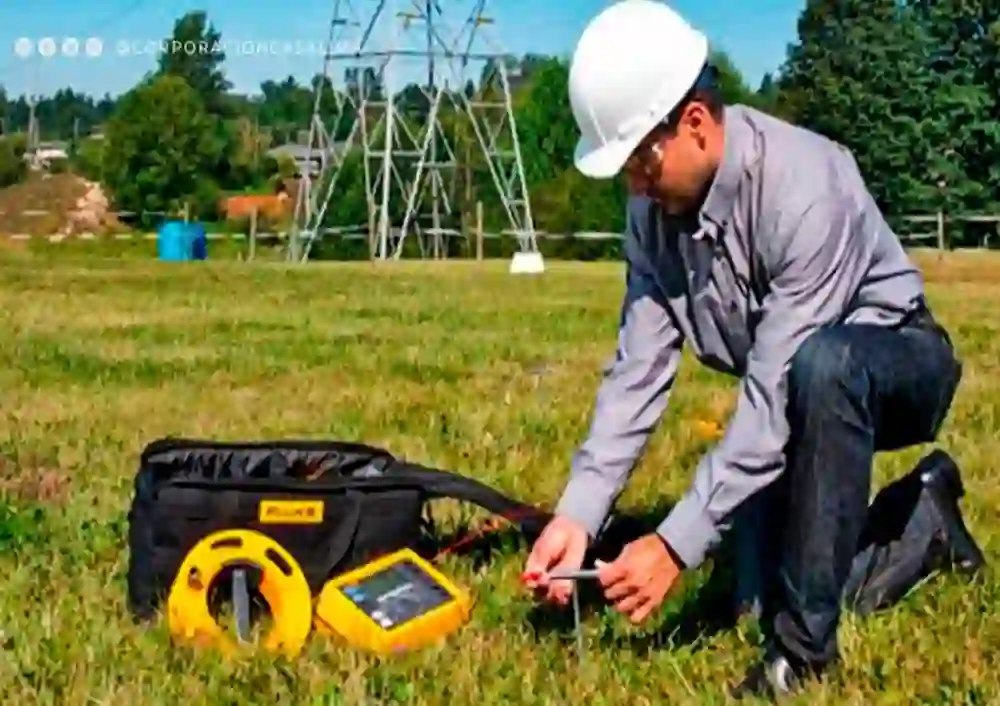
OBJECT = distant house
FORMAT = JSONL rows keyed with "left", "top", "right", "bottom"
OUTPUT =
{"left": 266, "top": 141, "right": 352, "bottom": 178}
{"left": 26, "top": 141, "right": 70, "bottom": 170}
{"left": 219, "top": 191, "right": 292, "bottom": 223}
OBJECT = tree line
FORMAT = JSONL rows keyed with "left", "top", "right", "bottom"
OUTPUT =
{"left": 1, "top": 1, "right": 997, "bottom": 257}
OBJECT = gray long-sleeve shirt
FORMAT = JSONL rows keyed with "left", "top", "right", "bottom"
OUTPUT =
{"left": 553, "top": 104, "right": 926, "bottom": 570}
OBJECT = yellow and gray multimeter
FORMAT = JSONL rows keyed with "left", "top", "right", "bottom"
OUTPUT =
{"left": 314, "top": 548, "right": 472, "bottom": 655}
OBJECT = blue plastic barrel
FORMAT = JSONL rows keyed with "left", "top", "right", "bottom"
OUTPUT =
{"left": 157, "top": 220, "right": 208, "bottom": 261}
{"left": 189, "top": 222, "right": 207, "bottom": 260}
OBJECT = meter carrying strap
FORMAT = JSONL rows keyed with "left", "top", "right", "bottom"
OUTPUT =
{"left": 126, "top": 436, "right": 552, "bottom": 622}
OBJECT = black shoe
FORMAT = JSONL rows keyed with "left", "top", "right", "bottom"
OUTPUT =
{"left": 730, "top": 650, "right": 813, "bottom": 701}
{"left": 918, "top": 450, "right": 986, "bottom": 574}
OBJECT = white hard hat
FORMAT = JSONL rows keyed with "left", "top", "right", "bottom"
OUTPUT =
{"left": 568, "top": 0, "right": 709, "bottom": 179}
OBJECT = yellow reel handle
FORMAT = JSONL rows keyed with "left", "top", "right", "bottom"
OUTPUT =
{"left": 166, "top": 528, "right": 314, "bottom": 658}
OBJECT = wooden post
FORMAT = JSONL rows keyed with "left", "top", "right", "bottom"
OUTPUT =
{"left": 249, "top": 206, "right": 258, "bottom": 261}
{"left": 476, "top": 201, "right": 483, "bottom": 261}
{"left": 432, "top": 197, "right": 441, "bottom": 260}
{"left": 182, "top": 201, "right": 190, "bottom": 222}
{"left": 936, "top": 209, "right": 945, "bottom": 252}
{"left": 432, "top": 169, "right": 441, "bottom": 260}
{"left": 465, "top": 135, "right": 473, "bottom": 258}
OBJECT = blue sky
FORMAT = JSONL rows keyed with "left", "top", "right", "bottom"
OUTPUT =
{"left": 0, "top": 0, "right": 803, "bottom": 99}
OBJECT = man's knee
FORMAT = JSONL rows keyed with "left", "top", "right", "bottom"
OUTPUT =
{"left": 788, "top": 326, "right": 865, "bottom": 403}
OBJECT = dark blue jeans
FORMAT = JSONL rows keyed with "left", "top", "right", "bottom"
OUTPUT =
{"left": 737, "top": 304, "right": 962, "bottom": 669}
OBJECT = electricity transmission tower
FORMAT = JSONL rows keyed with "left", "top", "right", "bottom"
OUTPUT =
{"left": 290, "top": 0, "right": 539, "bottom": 263}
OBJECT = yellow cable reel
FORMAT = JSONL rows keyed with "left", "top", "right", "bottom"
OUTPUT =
{"left": 166, "top": 528, "right": 314, "bottom": 658}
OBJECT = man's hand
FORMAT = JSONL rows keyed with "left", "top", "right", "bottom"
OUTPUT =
{"left": 597, "top": 533, "right": 681, "bottom": 624}
{"left": 522, "top": 515, "right": 589, "bottom": 606}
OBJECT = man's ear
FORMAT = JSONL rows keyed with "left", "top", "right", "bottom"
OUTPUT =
{"left": 683, "top": 101, "right": 711, "bottom": 134}
{"left": 684, "top": 101, "right": 719, "bottom": 149}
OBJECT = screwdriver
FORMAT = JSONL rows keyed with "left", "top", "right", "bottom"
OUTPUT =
{"left": 520, "top": 568, "right": 601, "bottom": 582}
{"left": 521, "top": 567, "right": 602, "bottom": 661}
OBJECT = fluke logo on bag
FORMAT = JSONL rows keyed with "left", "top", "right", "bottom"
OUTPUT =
{"left": 258, "top": 499, "right": 325, "bottom": 524}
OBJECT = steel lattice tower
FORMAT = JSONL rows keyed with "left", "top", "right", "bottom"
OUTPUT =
{"left": 290, "top": 0, "right": 538, "bottom": 262}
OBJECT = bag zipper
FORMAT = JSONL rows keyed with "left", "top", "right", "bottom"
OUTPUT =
{"left": 162, "top": 475, "right": 429, "bottom": 495}
{"left": 140, "top": 437, "right": 396, "bottom": 464}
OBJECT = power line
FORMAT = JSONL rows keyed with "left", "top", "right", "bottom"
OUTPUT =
{"left": 291, "top": 0, "right": 539, "bottom": 263}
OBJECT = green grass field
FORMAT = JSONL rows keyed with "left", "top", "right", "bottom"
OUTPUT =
{"left": 0, "top": 243, "right": 997, "bottom": 705}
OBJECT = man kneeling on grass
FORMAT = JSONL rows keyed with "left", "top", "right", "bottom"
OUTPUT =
{"left": 522, "top": 1, "right": 987, "bottom": 700}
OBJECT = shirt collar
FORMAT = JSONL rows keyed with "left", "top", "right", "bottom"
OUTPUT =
{"left": 695, "top": 105, "right": 752, "bottom": 236}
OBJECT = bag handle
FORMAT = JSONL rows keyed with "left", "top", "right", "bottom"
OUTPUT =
{"left": 386, "top": 462, "right": 553, "bottom": 537}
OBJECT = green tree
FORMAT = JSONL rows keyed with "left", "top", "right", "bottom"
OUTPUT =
{"left": 776, "top": 0, "right": 936, "bottom": 217}
{"left": 754, "top": 72, "right": 781, "bottom": 115}
{"left": 710, "top": 50, "right": 759, "bottom": 106}
{"left": 911, "top": 0, "right": 1000, "bottom": 218}
{"left": 510, "top": 56, "right": 625, "bottom": 238}
{"left": 0, "top": 134, "right": 27, "bottom": 187}
{"left": 256, "top": 76, "right": 317, "bottom": 143}
{"left": 773, "top": 0, "right": 1000, "bottom": 239}
{"left": 102, "top": 74, "right": 225, "bottom": 224}
{"left": 510, "top": 57, "right": 576, "bottom": 188}
{"left": 70, "top": 135, "right": 106, "bottom": 182}
{"left": 157, "top": 11, "right": 232, "bottom": 116}
{"left": 0, "top": 88, "right": 114, "bottom": 141}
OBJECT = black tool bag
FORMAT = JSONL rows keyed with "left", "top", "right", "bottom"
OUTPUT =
{"left": 126, "top": 437, "right": 552, "bottom": 622}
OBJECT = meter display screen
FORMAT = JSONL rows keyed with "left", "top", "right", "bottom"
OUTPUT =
{"left": 338, "top": 559, "right": 454, "bottom": 630}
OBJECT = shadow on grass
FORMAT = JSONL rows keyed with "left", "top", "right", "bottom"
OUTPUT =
{"left": 424, "top": 499, "right": 745, "bottom": 655}
{"left": 520, "top": 500, "right": 743, "bottom": 654}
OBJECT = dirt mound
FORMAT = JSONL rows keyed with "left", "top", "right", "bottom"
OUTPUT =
{"left": 0, "top": 172, "right": 126, "bottom": 237}
{"left": 64, "top": 178, "right": 127, "bottom": 235}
